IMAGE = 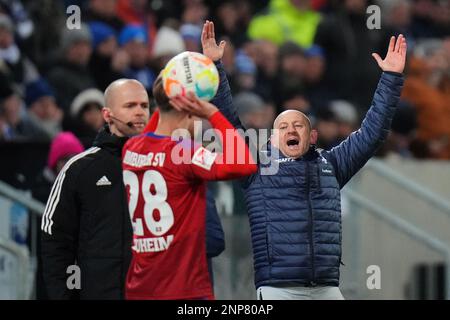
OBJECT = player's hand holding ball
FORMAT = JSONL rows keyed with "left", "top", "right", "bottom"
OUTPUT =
{"left": 169, "top": 92, "right": 218, "bottom": 120}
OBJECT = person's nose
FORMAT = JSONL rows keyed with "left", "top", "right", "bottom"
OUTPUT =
{"left": 134, "top": 106, "right": 145, "bottom": 117}
{"left": 288, "top": 124, "right": 296, "bottom": 133}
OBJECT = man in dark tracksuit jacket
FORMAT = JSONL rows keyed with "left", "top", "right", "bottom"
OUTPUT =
{"left": 40, "top": 126, "right": 132, "bottom": 299}
{"left": 216, "top": 35, "right": 407, "bottom": 299}
{"left": 40, "top": 78, "right": 151, "bottom": 299}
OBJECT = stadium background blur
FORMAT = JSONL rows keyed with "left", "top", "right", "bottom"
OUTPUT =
{"left": 0, "top": 0, "right": 449, "bottom": 299}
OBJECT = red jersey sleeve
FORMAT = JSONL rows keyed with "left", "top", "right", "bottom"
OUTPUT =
{"left": 187, "top": 111, "right": 257, "bottom": 181}
{"left": 143, "top": 109, "right": 160, "bottom": 133}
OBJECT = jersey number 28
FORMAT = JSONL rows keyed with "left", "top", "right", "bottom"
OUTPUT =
{"left": 123, "top": 170, "right": 174, "bottom": 237}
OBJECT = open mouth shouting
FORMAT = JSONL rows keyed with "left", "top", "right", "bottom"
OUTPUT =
{"left": 286, "top": 137, "right": 300, "bottom": 151}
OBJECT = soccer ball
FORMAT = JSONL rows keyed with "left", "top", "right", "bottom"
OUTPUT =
{"left": 161, "top": 51, "right": 219, "bottom": 102}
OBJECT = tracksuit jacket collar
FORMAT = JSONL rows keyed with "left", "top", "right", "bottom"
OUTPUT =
{"left": 93, "top": 125, "right": 128, "bottom": 156}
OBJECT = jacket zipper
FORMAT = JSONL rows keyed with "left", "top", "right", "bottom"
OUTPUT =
{"left": 266, "top": 231, "right": 272, "bottom": 264}
{"left": 306, "top": 162, "right": 316, "bottom": 286}
{"left": 317, "top": 165, "right": 322, "bottom": 191}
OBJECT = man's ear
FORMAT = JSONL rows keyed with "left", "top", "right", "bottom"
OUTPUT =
{"left": 310, "top": 129, "right": 318, "bottom": 145}
{"left": 270, "top": 133, "right": 279, "bottom": 148}
{"left": 102, "top": 107, "right": 111, "bottom": 124}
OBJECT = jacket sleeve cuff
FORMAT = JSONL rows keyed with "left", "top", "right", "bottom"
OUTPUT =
{"left": 381, "top": 71, "right": 404, "bottom": 87}
{"left": 383, "top": 71, "right": 403, "bottom": 77}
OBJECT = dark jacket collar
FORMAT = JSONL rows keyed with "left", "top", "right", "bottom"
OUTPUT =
{"left": 93, "top": 125, "right": 128, "bottom": 156}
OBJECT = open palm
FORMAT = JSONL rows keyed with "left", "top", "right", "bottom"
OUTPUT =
{"left": 201, "top": 20, "right": 226, "bottom": 62}
{"left": 372, "top": 34, "right": 407, "bottom": 73}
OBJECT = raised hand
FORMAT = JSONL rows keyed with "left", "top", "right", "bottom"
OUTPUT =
{"left": 201, "top": 20, "right": 226, "bottom": 62}
{"left": 372, "top": 34, "right": 407, "bottom": 73}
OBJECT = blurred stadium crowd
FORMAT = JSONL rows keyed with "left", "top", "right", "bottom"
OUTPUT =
{"left": 0, "top": 0, "right": 449, "bottom": 182}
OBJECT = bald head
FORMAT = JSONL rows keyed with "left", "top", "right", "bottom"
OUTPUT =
{"left": 104, "top": 78, "right": 147, "bottom": 110}
{"left": 102, "top": 78, "right": 149, "bottom": 137}
{"left": 273, "top": 109, "right": 311, "bottom": 131}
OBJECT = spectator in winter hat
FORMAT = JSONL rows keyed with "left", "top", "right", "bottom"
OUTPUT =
{"left": 47, "top": 23, "right": 96, "bottom": 111}
{"left": 328, "top": 100, "right": 359, "bottom": 141}
{"left": 303, "top": 44, "right": 331, "bottom": 109}
{"left": 235, "top": 91, "right": 275, "bottom": 132}
{"left": 24, "top": 78, "right": 63, "bottom": 141}
{"left": 67, "top": 88, "right": 106, "bottom": 148}
{"left": 118, "top": 24, "right": 155, "bottom": 91}
{"left": 278, "top": 41, "right": 307, "bottom": 80}
{"left": 47, "top": 132, "right": 85, "bottom": 174}
{"left": 180, "top": 23, "right": 202, "bottom": 52}
{"left": 89, "top": 21, "right": 117, "bottom": 51}
{"left": 382, "top": 100, "right": 417, "bottom": 158}
{"left": 234, "top": 49, "right": 257, "bottom": 92}
{"left": 119, "top": 24, "right": 148, "bottom": 47}
{"left": 88, "top": 21, "right": 127, "bottom": 90}
{"left": 85, "top": 0, "right": 124, "bottom": 32}
{"left": 152, "top": 25, "right": 186, "bottom": 70}
{"left": 30, "top": 131, "right": 84, "bottom": 203}
{"left": 0, "top": 72, "right": 51, "bottom": 141}
{"left": 0, "top": 13, "right": 39, "bottom": 85}
{"left": 59, "top": 22, "right": 93, "bottom": 59}
{"left": 303, "top": 44, "right": 325, "bottom": 84}
{"left": 313, "top": 105, "right": 340, "bottom": 151}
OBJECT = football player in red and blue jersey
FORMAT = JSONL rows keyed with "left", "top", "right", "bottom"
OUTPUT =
{"left": 122, "top": 74, "right": 257, "bottom": 299}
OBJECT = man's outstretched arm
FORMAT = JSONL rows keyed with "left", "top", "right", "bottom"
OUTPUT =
{"left": 202, "top": 20, "right": 244, "bottom": 130}
{"left": 328, "top": 35, "right": 407, "bottom": 188}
